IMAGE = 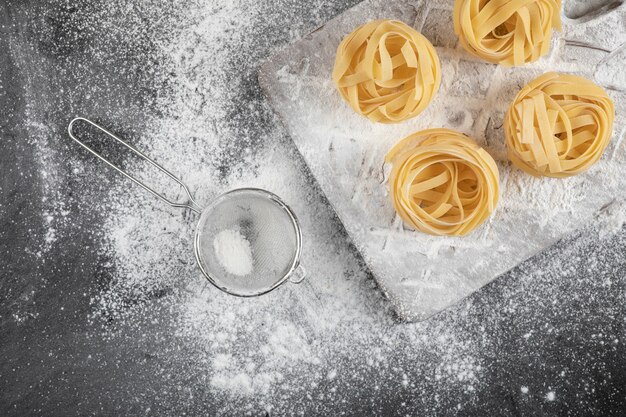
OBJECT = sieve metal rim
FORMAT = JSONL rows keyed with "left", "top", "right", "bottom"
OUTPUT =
{"left": 193, "top": 187, "right": 303, "bottom": 297}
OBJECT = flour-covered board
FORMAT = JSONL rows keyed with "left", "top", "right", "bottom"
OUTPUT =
{"left": 260, "top": 0, "right": 626, "bottom": 321}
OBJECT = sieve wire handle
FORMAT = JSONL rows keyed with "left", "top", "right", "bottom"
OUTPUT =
{"left": 67, "top": 117, "right": 203, "bottom": 215}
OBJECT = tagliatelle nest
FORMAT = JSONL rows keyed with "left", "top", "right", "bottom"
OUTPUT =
{"left": 385, "top": 129, "right": 500, "bottom": 236}
{"left": 453, "top": 0, "right": 562, "bottom": 66}
{"left": 505, "top": 72, "right": 615, "bottom": 178}
{"left": 332, "top": 19, "right": 441, "bottom": 124}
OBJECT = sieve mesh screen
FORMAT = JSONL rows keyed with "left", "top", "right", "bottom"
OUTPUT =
{"left": 194, "top": 189, "right": 300, "bottom": 296}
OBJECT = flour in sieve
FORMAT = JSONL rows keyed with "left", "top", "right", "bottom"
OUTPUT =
{"left": 213, "top": 228, "right": 254, "bottom": 276}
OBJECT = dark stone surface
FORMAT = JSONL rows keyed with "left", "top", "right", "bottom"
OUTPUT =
{"left": 1, "top": 1, "right": 625, "bottom": 416}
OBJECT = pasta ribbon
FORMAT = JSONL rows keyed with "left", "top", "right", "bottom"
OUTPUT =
{"left": 453, "top": 0, "right": 562, "bottom": 66}
{"left": 505, "top": 72, "right": 615, "bottom": 178}
{"left": 386, "top": 129, "right": 500, "bottom": 236}
{"left": 332, "top": 20, "right": 441, "bottom": 124}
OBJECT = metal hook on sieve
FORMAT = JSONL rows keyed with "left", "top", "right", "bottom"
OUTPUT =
{"left": 288, "top": 265, "right": 307, "bottom": 284}
{"left": 68, "top": 117, "right": 203, "bottom": 215}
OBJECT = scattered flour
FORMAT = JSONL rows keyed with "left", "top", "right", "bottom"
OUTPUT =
{"left": 213, "top": 229, "right": 254, "bottom": 276}
{"left": 18, "top": 0, "right": 626, "bottom": 414}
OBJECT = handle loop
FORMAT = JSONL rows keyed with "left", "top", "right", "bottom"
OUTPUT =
{"left": 67, "top": 117, "right": 203, "bottom": 214}
{"left": 288, "top": 264, "right": 307, "bottom": 284}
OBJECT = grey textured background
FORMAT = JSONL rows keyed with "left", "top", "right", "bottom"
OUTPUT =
{"left": 1, "top": 0, "right": 625, "bottom": 415}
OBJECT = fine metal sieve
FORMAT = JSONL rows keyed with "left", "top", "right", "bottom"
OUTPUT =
{"left": 67, "top": 117, "right": 306, "bottom": 297}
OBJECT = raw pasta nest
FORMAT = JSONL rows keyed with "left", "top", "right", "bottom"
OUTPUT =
{"left": 505, "top": 72, "right": 615, "bottom": 178}
{"left": 332, "top": 19, "right": 441, "bottom": 124}
{"left": 453, "top": 0, "right": 562, "bottom": 66}
{"left": 386, "top": 129, "right": 500, "bottom": 236}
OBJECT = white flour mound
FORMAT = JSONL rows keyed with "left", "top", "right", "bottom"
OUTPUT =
{"left": 213, "top": 229, "right": 254, "bottom": 276}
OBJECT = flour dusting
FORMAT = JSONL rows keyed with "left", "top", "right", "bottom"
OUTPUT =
{"left": 16, "top": 0, "right": 626, "bottom": 414}
{"left": 213, "top": 229, "right": 253, "bottom": 276}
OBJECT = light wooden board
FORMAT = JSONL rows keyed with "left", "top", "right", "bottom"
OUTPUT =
{"left": 260, "top": 0, "right": 626, "bottom": 321}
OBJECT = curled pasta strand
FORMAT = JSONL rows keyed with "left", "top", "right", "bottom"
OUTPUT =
{"left": 386, "top": 129, "right": 500, "bottom": 236}
{"left": 453, "top": 0, "right": 562, "bottom": 66}
{"left": 505, "top": 72, "right": 615, "bottom": 178}
{"left": 332, "top": 19, "right": 441, "bottom": 124}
